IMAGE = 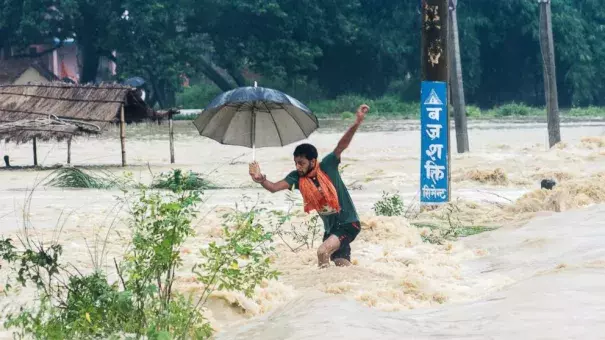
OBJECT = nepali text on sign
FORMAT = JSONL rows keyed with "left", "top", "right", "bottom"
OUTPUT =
{"left": 419, "top": 81, "right": 449, "bottom": 204}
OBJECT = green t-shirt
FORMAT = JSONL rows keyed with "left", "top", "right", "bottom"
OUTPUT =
{"left": 284, "top": 152, "right": 359, "bottom": 234}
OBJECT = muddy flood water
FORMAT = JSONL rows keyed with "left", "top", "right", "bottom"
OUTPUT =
{"left": 1, "top": 118, "right": 605, "bottom": 339}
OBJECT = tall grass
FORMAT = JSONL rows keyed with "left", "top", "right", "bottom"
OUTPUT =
{"left": 45, "top": 168, "right": 216, "bottom": 191}
{"left": 45, "top": 168, "right": 119, "bottom": 189}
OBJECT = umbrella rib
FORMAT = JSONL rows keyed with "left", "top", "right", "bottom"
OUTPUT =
{"left": 262, "top": 101, "right": 271, "bottom": 114}
{"left": 220, "top": 110, "right": 237, "bottom": 144}
{"left": 201, "top": 110, "right": 224, "bottom": 137}
{"left": 269, "top": 111, "right": 284, "bottom": 147}
{"left": 282, "top": 104, "right": 309, "bottom": 139}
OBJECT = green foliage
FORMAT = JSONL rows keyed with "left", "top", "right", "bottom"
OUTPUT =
{"left": 118, "top": 185, "right": 202, "bottom": 332}
{"left": 465, "top": 105, "right": 482, "bottom": 118}
{"left": 194, "top": 208, "right": 279, "bottom": 299}
{"left": 268, "top": 192, "right": 322, "bottom": 252}
{"left": 45, "top": 168, "right": 120, "bottom": 189}
{"left": 1, "top": 179, "right": 278, "bottom": 339}
{"left": 308, "top": 95, "right": 419, "bottom": 117}
{"left": 488, "top": 103, "right": 542, "bottom": 117}
{"left": 373, "top": 191, "right": 405, "bottom": 217}
{"left": 0, "top": 0, "right": 64, "bottom": 53}
{"left": 287, "top": 215, "right": 322, "bottom": 250}
{"left": 340, "top": 111, "right": 354, "bottom": 120}
{"left": 566, "top": 106, "right": 605, "bottom": 117}
{"left": 45, "top": 168, "right": 215, "bottom": 193}
{"left": 5, "top": 0, "right": 605, "bottom": 108}
{"left": 413, "top": 203, "right": 496, "bottom": 245}
{"left": 151, "top": 169, "right": 216, "bottom": 191}
{"left": 116, "top": 0, "right": 215, "bottom": 108}
{"left": 176, "top": 83, "right": 223, "bottom": 109}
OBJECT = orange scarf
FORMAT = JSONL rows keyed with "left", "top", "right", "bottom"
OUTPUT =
{"left": 298, "top": 165, "right": 341, "bottom": 214}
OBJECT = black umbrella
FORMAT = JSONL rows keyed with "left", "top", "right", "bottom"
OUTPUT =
{"left": 123, "top": 76, "right": 146, "bottom": 87}
{"left": 192, "top": 82, "right": 319, "bottom": 160}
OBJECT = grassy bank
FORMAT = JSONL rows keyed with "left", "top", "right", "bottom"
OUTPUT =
{"left": 307, "top": 97, "right": 605, "bottom": 119}
{"left": 174, "top": 85, "right": 605, "bottom": 120}
{"left": 174, "top": 100, "right": 605, "bottom": 121}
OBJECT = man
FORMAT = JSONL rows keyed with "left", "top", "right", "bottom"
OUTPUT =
{"left": 249, "top": 104, "right": 369, "bottom": 268}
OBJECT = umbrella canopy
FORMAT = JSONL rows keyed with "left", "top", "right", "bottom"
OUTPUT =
{"left": 192, "top": 85, "right": 319, "bottom": 155}
{"left": 123, "top": 76, "right": 146, "bottom": 87}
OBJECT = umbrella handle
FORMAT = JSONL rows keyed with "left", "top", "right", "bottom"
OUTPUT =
{"left": 252, "top": 105, "right": 256, "bottom": 161}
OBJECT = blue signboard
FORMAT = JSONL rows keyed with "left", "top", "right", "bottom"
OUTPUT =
{"left": 420, "top": 81, "right": 449, "bottom": 204}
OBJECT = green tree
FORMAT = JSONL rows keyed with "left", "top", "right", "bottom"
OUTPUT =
{"left": 0, "top": 0, "right": 66, "bottom": 57}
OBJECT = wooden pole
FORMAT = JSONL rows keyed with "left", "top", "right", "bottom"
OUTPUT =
{"left": 169, "top": 112, "right": 175, "bottom": 164}
{"left": 538, "top": 0, "right": 561, "bottom": 148}
{"left": 67, "top": 137, "right": 72, "bottom": 164}
{"left": 448, "top": 0, "right": 469, "bottom": 153}
{"left": 32, "top": 137, "right": 38, "bottom": 166}
{"left": 120, "top": 104, "right": 126, "bottom": 166}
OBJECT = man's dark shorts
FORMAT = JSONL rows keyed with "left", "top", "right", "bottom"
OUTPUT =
{"left": 323, "top": 221, "right": 361, "bottom": 262}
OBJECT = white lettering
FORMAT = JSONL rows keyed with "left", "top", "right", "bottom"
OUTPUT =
{"left": 422, "top": 185, "right": 447, "bottom": 199}
{"left": 424, "top": 160, "right": 445, "bottom": 184}
{"left": 426, "top": 144, "right": 444, "bottom": 161}
{"left": 425, "top": 124, "right": 443, "bottom": 140}
{"left": 427, "top": 107, "right": 442, "bottom": 120}
{"left": 421, "top": 185, "right": 433, "bottom": 198}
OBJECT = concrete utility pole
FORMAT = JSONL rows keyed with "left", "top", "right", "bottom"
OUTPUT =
{"left": 448, "top": 0, "right": 469, "bottom": 153}
{"left": 538, "top": 0, "right": 561, "bottom": 147}
{"left": 420, "top": 0, "right": 450, "bottom": 207}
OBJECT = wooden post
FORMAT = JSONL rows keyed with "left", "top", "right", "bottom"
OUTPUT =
{"left": 32, "top": 137, "right": 38, "bottom": 166}
{"left": 448, "top": 0, "right": 469, "bottom": 153}
{"left": 120, "top": 104, "right": 126, "bottom": 166}
{"left": 67, "top": 137, "right": 72, "bottom": 164}
{"left": 169, "top": 112, "right": 175, "bottom": 164}
{"left": 538, "top": 0, "right": 561, "bottom": 148}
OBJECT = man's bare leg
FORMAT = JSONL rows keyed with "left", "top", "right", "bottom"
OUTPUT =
{"left": 317, "top": 235, "right": 341, "bottom": 268}
{"left": 333, "top": 258, "right": 352, "bottom": 267}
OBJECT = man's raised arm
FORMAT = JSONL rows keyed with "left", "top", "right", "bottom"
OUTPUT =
{"left": 333, "top": 104, "right": 369, "bottom": 159}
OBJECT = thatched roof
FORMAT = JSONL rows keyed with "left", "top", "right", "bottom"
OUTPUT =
{"left": 0, "top": 82, "right": 163, "bottom": 143}
{"left": 0, "top": 59, "right": 58, "bottom": 84}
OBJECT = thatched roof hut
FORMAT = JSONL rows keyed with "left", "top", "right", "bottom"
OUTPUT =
{"left": 0, "top": 82, "right": 164, "bottom": 144}
{"left": 0, "top": 59, "right": 58, "bottom": 85}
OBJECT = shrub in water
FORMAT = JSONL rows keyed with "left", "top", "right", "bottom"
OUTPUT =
{"left": 373, "top": 191, "right": 405, "bottom": 216}
{"left": 1, "top": 179, "right": 277, "bottom": 339}
{"left": 151, "top": 169, "right": 215, "bottom": 191}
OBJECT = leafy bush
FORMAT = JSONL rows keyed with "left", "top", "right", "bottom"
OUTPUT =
{"left": 567, "top": 106, "right": 605, "bottom": 117}
{"left": 489, "top": 102, "right": 541, "bottom": 117}
{"left": 340, "top": 111, "right": 354, "bottom": 120}
{"left": 373, "top": 191, "right": 405, "bottom": 217}
{"left": 194, "top": 208, "right": 279, "bottom": 298}
{"left": 269, "top": 191, "right": 323, "bottom": 252}
{"left": 174, "top": 91, "right": 605, "bottom": 120}
{"left": 308, "top": 95, "right": 419, "bottom": 117}
{"left": 151, "top": 169, "right": 215, "bottom": 191}
{"left": 1, "top": 177, "right": 277, "bottom": 339}
{"left": 176, "top": 83, "right": 222, "bottom": 110}
{"left": 412, "top": 202, "right": 496, "bottom": 245}
{"left": 465, "top": 105, "right": 482, "bottom": 117}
